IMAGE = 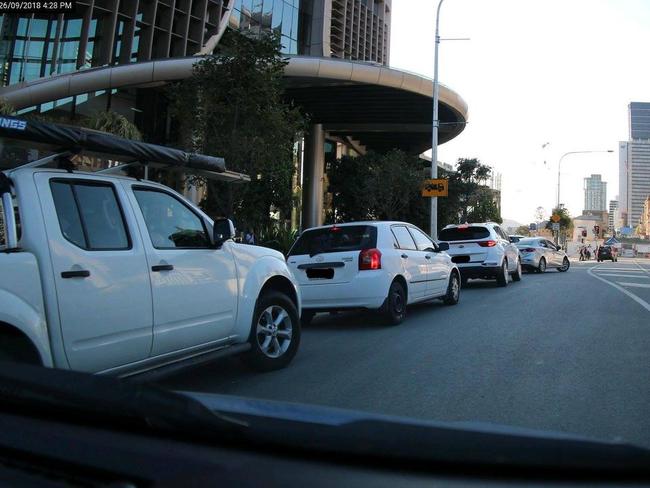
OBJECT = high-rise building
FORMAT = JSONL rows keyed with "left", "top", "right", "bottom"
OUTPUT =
{"left": 629, "top": 101, "right": 650, "bottom": 141}
{"left": 608, "top": 199, "right": 618, "bottom": 233}
{"left": 583, "top": 174, "right": 606, "bottom": 212}
{"left": 619, "top": 140, "right": 650, "bottom": 229}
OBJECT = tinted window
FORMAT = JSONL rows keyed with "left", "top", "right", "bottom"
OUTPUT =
{"left": 75, "top": 184, "right": 129, "bottom": 249}
{"left": 409, "top": 227, "right": 436, "bottom": 251}
{"left": 438, "top": 226, "right": 490, "bottom": 241}
{"left": 134, "top": 189, "right": 210, "bottom": 249}
{"left": 51, "top": 182, "right": 86, "bottom": 248}
{"left": 51, "top": 181, "right": 129, "bottom": 250}
{"left": 392, "top": 226, "right": 417, "bottom": 250}
{"left": 494, "top": 227, "right": 507, "bottom": 240}
{"left": 518, "top": 238, "right": 540, "bottom": 246}
{"left": 289, "top": 225, "right": 378, "bottom": 256}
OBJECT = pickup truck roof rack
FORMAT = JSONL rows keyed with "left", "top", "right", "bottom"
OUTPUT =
{"left": 0, "top": 115, "right": 249, "bottom": 183}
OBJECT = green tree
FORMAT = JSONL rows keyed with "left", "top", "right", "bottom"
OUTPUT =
{"left": 83, "top": 110, "right": 142, "bottom": 140}
{"left": 168, "top": 30, "right": 305, "bottom": 230}
{"left": 545, "top": 206, "right": 573, "bottom": 242}
{"left": 515, "top": 225, "right": 531, "bottom": 236}
{"left": 326, "top": 150, "right": 423, "bottom": 223}
{"left": 452, "top": 158, "right": 500, "bottom": 223}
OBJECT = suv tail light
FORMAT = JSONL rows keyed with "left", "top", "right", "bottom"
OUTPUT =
{"left": 478, "top": 240, "right": 497, "bottom": 247}
{"left": 359, "top": 248, "right": 382, "bottom": 270}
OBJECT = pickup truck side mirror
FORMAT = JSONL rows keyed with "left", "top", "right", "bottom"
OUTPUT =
{"left": 213, "top": 218, "right": 235, "bottom": 248}
{"left": 437, "top": 242, "right": 450, "bottom": 252}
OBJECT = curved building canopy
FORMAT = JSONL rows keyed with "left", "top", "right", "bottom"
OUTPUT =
{"left": 0, "top": 56, "right": 467, "bottom": 154}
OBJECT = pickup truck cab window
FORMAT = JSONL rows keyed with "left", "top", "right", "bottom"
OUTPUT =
{"left": 50, "top": 180, "right": 130, "bottom": 250}
{"left": 133, "top": 188, "right": 210, "bottom": 249}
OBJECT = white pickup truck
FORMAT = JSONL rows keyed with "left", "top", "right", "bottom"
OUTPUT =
{"left": 0, "top": 121, "right": 301, "bottom": 377}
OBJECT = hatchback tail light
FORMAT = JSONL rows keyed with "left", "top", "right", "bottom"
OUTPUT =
{"left": 522, "top": 248, "right": 536, "bottom": 253}
{"left": 359, "top": 248, "right": 382, "bottom": 270}
{"left": 478, "top": 240, "right": 497, "bottom": 247}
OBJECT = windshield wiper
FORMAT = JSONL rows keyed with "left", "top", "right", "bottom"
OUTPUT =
{"left": 0, "top": 362, "right": 247, "bottom": 438}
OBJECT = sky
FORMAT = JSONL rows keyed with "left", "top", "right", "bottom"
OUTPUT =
{"left": 389, "top": 0, "right": 650, "bottom": 225}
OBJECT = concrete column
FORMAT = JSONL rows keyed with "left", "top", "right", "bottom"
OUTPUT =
{"left": 302, "top": 123, "right": 325, "bottom": 230}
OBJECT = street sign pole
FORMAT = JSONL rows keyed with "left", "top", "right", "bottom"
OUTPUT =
{"left": 430, "top": 0, "right": 444, "bottom": 240}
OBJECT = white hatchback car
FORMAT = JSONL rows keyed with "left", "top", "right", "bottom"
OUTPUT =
{"left": 438, "top": 222, "right": 522, "bottom": 287}
{"left": 286, "top": 222, "right": 460, "bottom": 325}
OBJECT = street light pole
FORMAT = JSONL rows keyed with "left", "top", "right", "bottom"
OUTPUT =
{"left": 430, "top": 0, "right": 444, "bottom": 240}
{"left": 556, "top": 150, "right": 614, "bottom": 208}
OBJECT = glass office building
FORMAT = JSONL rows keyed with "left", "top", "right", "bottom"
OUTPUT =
{"left": 229, "top": 0, "right": 302, "bottom": 55}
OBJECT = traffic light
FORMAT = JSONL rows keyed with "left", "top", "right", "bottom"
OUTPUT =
{"left": 594, "top": 225, "right": 600, "bottom": 236}
{"left": 582, "top": 230, "right": 587, "bottom": 237}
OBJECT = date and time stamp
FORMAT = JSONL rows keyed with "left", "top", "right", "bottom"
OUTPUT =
{"left": 0, "top": 1, "right": 77, "bottom": 13}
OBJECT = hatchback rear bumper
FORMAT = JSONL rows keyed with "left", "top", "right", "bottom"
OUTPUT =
{"left": 299, "top": 270, "right": 390, "bottom": 310}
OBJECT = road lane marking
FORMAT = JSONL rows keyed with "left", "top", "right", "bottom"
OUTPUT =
{"left": 595, "top": 273, "right": 650, "bottom": 279}
{"left": 616, "top": 282, "right": 650, "bottom": 289}
{"left": 588, "top": 265, "right": 650, "bottom": 313}
{"left": 593, "top": 268, "right": 646, "bottom": 272}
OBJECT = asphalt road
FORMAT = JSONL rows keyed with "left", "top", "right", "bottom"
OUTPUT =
{"left": 162, "top": 257, "right": 650, "bottom": 448}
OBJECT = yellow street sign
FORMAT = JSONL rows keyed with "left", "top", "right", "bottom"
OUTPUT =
{"left": 422, "top": 179, "right": 448, "bottom": 197}
{"left": 551, "top": 214, "right": 561, "bottom": 223}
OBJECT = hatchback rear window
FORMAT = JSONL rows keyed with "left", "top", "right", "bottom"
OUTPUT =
{"left": 438, "top": 226, "right": 490, "bottom": 241}
{"left": 517, "top": 238, "right": 538, "bottom": 246}
{"left": 289, "top": 225, "right": 378, "bottom": 256}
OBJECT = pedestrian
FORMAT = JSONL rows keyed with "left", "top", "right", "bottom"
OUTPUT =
{"left": 244, "top": 228, "right": 256, "bottom": 245}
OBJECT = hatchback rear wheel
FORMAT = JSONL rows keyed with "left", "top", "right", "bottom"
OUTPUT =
{"left": 382, "top": 281, "right": 406, "bottom": 325}
{"left": 537, "top": 257, "right": 547, "bottom": 273}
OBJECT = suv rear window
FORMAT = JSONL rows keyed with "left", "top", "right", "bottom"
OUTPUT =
{"left": 438, "top": 226, "right": 490, "bottom": 241}
{"left": 289, "top": 225, "right": 378, "bottom": 256}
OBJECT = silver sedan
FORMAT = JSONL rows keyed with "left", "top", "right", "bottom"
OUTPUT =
{"left": 516, "top": 237, "right": 570, "bottom": 273}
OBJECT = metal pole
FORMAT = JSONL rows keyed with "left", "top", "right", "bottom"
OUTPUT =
{"left": 430, "top": 0, "right": 444, "bottom": 240}
{"left": 557, "top": 150, "right": 613, "bottom": 208}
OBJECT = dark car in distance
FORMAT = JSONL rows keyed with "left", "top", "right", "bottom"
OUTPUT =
{"left": 597, "top": 245, "right": 617, "bottom": 262}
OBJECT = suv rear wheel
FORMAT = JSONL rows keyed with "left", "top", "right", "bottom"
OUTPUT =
{"left": 243, "top": 291, "right": 301, "bottom": 371}
{"left": 496, "top": 260, "right": 509, "bottom": 287}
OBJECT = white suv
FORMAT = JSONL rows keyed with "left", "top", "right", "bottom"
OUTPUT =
{"left": 287, "top": 222, "right": 460, "bottom": 325}
{"left": 438, "top": 223, "right": 522, "bottom": 287}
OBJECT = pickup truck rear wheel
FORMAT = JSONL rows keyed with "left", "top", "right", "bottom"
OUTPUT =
{"left": 243, "top": 291, "right": 301, "bottom": 371}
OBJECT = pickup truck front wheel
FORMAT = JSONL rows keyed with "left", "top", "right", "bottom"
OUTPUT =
{"left": 243, "top": 291, "right": 301, "bottom": 371}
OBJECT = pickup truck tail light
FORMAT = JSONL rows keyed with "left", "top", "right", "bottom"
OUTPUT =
{"left": 359, "top": 248, "right": 382, "bottom": 270}
{"left": 478, "top": 240, "right": 497, "bottom": 247}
